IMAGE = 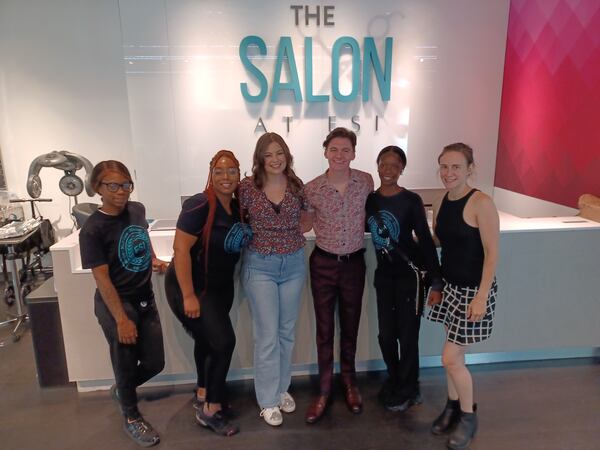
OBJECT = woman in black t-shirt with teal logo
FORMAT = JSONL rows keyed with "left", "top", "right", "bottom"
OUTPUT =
{"left": 164, "top": 150, "right": 250, "bottom": 437}
{"left": 79, "top": 160, "right": 168, "bottom": 448}
{"left": 366, "top": 146, "right": 443, "bottom": 413}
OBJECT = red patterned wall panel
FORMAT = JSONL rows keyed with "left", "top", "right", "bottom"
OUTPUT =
{"left": 495, "top": 0, "right": 600, "bottom": 207}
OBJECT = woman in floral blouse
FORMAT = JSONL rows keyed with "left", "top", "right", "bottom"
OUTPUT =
{"left": 239, "top": 132, "right": 307, "bottom": 427}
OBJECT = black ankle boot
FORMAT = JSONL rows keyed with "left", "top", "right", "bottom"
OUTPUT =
{"left": 431, "top": 398, "right": 460, "bottom": 435}
{"left": 447, "top": 405, "right": 478, "bottom": 449}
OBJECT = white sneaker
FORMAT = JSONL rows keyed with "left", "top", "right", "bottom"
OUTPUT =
{"left": 260, "top": 406, "right": 283, "bottom": 426}
{"left": 279, "top": 392, "right": 296, "bottom": 413}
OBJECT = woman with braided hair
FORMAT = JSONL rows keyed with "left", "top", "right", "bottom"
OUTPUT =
{"left": 164, "top": 150, "right": 251, "bottom": 437}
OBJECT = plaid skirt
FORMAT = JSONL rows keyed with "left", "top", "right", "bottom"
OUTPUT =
{"left": 427, "top": 280, "right": 497, "bottom": 346}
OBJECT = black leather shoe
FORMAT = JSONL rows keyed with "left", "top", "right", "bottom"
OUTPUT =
{"left": 447, "top": 405, "right": 478, "bottom": 449}
{"left": 431, "top": 398, "right": 461, "bottom": 435}
{"left": 123, "top": 415, "right": 160, "bottom": 447}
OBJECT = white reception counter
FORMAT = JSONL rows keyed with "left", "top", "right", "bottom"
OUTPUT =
{"left": 50, "top": 212, "right": 600, "bottom": 391}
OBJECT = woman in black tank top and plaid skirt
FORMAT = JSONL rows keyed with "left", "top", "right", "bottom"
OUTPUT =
{"left": 428, "top": 189, "right": 497, "bottom": 343}
{"left": 427, "top": 143, "right": 499, "bottom": 450}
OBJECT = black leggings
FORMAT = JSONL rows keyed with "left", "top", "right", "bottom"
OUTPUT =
{"left": 374, "top": 273, "right": 422, "bottom": 396}
{"left": 164, "top": 265, "right": 236, "bottom": 404}
{"left": 94, "top": 291, "right": 165, "bottom": 417}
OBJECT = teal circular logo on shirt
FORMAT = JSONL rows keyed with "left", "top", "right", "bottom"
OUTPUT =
{"left": 118, "top": 225, "right": 151, "bottom": 272}
{"left": 368, "top": 210, "right": 400, "bottom": 250}
{"left": 224, "top": 222, "right": 252, "bottom": 253}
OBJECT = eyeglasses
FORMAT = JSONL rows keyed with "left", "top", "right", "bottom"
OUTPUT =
{"left": 212, "top": 168, "right": 239, "bottom": 177}
{"left": 101, "top": 181, "right": 134, "bottom": 193}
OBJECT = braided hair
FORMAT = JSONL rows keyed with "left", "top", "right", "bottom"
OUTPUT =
{"left": 199, "top": 150, "right": 241, "bottom": 293}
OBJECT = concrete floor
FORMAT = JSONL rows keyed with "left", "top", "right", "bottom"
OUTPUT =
{"left": 2, "top": 286, "right": 600, "bottom": 449}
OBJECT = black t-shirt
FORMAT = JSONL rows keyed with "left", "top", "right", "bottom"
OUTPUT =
{"left": 366, "top": 189, "right": 442, "bottom": 286}
{"left": 175, "top": 193, "right": 249, "bottom": 291}
{"left": 79, "top": 201, "right": 153, "bottom": 300}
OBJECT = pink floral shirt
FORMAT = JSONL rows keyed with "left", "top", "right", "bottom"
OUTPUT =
{"left": 238, "top": 177, "right": 306, "bottom": 255}
{"left": 304, "top": 169, "right": 374, "bottom": 255}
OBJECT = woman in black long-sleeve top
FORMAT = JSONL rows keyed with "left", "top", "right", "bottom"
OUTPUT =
{"left": 366, "top": 146, "right": 443, "bottom": 412}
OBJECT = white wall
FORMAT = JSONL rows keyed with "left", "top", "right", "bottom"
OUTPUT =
{"left": 0, "top": 0, "right": 135, "bottom": 234}
{"left": 493, "top": 187, "right": 578, "bottom": 218}
{"left": 121, "top": 0, "right": 510, "bottom": 214}
{"left": 0, "top": 0, "right": 510, "bottom": 231}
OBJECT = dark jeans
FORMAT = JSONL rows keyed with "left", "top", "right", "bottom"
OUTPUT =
{"left": 94, "top": 291, "right": 165, "bottom": 417}
{"left": 309, "top": 247, "right": 366, "bottom": 395}
{"left": 164, "top": 265, "right": 236, "bottom": 404}
{"left": 374, "top": 272, "right": 421, "bottom": 396}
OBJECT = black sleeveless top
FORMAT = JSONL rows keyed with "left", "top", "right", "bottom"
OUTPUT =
{"left": 435, "top": 189, "right": 484, "bottom": 287}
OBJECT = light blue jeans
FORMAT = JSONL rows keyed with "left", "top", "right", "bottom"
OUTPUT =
{"left": 242, "top": 248, "right": 307, "bottom": 409}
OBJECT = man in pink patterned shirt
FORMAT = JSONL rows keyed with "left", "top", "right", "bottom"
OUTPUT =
{"left": 303, "top": 127, "right": 374, "bottom": 424}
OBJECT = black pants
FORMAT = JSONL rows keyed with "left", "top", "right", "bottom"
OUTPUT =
{"left": 94, "top": 291, "right": 165, "bottom": 417}
{"left": 164, "top": 265, "right": 236, "bottom": 404}
{"left": 374, "top": 272, "right": 421, "bottom": 396}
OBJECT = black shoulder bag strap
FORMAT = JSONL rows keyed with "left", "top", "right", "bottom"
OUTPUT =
{"left": 373, "top": 194, "right": 426, "bottom": 316}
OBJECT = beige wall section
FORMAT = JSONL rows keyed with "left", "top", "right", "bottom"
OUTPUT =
{"left": 52, "top": 215, "right": 600, "bottom": 391}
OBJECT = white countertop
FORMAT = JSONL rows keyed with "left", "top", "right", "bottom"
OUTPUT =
{"left": 50, "top": 212, "right": 600, "bottom": 274}
{"left": 497, "top": 211, "right": 600, "bottom": 232}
